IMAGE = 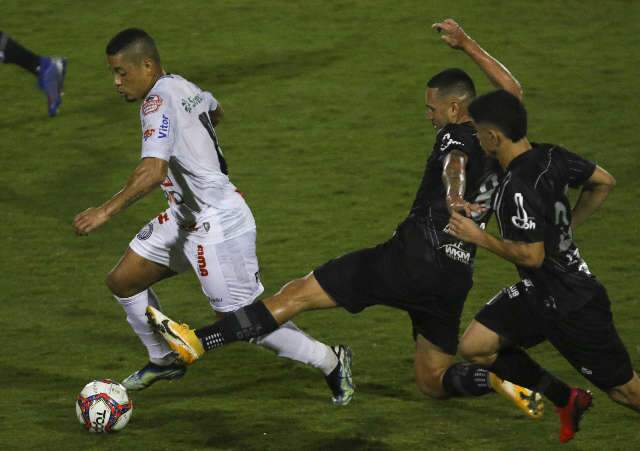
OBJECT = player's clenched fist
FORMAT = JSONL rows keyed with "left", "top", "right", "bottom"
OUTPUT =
{"left": 432, "top": 18, "right": 470, "bottom": 49}
{"left": 73, "top": 207, "right": 109, "bottom": 235}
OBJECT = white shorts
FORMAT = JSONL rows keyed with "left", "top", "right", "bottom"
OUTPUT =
{"left": 129, "top": 209, "right": 264, "bottom": 313}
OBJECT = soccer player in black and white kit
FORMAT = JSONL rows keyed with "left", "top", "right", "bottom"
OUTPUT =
{"left": 446, "top": 90, "right": 640, "bottom": 443}
{"left": 72, "top": 28, "right": 355, "bottom": 405}
{"left": 148, "top": 19, "right": 544, "bottom": 417}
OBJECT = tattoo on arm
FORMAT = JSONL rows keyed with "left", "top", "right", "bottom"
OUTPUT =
{"left": 442, "top": 150, "right": 467, "bottom": 213}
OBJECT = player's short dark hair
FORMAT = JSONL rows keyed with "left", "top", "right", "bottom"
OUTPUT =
{"left": 106, "top": 28, "right": 161, "bottom": 64}
{"left": 427, "top": 68, "right": 476, "bottom": 100}
{"left": 469, "top": 89, "right": 527, "bottom": 141}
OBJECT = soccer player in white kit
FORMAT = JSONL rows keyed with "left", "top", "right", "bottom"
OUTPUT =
{"left": 73, "top": 28, "right": 354, "bottom": 405}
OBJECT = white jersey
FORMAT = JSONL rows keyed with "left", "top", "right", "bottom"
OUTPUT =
{"left": 139, "top": 74, "right": 254, "bottom": 238}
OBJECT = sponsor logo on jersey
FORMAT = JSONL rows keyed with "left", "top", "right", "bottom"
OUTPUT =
{"left": 197, "top": 244, "right": 209, "bottom": 276}
{"left": 181, "top": 94, "right": 203, "bottom": 113}
{"left": 142, "top": 94, "right": 163, "bottom": 115}
{"left": 580, "top": 367, "right": 593, "bottom": 375}
{"left": 543, "top": 296, "right": 557, "bottom": 310}
{"left": 506, "top": 284, "right": 520, "bottom": 299}
{"left": 439, "top": 241, "right": 471, "bottom": 265}
{"left": 158, "top": 114, "right": 170, "bottom": 138}
{"left": 440, "top": 132, "right": 464, "bottom": 152}
{"left": 136, "top": 223, "right": 154, "bottom": 240}
{"left": 157, "top": 212, "right": 169, "bottom": 224}
{"left": 511, "top": 193, "right": 536, "bottom": 230}
{"left": 143, "top": 128, "right": 155, "bottom": 142}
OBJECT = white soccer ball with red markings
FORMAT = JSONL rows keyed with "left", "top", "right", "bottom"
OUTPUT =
{"left": 76, "top": 379, "right": 133, "bottom": 432}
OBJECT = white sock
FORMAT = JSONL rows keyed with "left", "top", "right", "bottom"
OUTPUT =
{"left": 115, "top": 288, "right": 172, "bottom": 365}
{"left": 254, "top": 321, "right": 338, "bottom": 375}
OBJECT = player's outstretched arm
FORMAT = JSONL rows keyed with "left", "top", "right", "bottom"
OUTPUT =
{"left": 571, "top": 165, "right": 616, "bottom": 229}
{"left": 447, "top": 211, "right": 544, "bottom": 267}
{"left": 432, "top": 18, "right": 523, "bottom": 99}
{"left": 73, "top": 157, "right": 168, "bottom": 235}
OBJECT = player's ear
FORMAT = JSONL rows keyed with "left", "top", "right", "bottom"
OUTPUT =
{"left": 447, "top": 100, "right": 460, "bottom": 121}
{"left": 488, "top": 129, "right": 501, "bottom": 148}
{"left": 142, "top": 56, "right": 154, "bottom": 72}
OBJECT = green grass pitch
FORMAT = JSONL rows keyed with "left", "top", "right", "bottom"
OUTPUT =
{"left": 1, "top": 0, "right": 639, "bottom": 449}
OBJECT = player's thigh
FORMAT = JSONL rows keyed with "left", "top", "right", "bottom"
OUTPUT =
{"left": 414, "top": 334, "right": 455, "bottom": 397}
{"left": 108, "top": 211, "right": 187, "bottom": 297}
{"left": 547, "top": 289, "right": 634, "bottom": 392}
{"left": 187, "top": 230, "right": 264, "bottom": 313}
{"left": 469, "top": 281, "right": 545, "bottom": 359}
{"left": 107, "top": 247, "right": 177, "bottom": 297}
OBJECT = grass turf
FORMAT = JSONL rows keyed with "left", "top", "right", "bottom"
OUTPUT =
{"left": 1, "top": 0, "right": 639, "bottom": 449}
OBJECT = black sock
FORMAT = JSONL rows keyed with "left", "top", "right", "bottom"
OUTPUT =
{"left": 442, "top": 362, "right": 494, "bottom": 397}
{"left": 0, "top": 32, "right": 41, "bottom": 75}
{"left": 195, "top": 301, "right": 279, "bottom": 351}
{"left": 489, "top": 347, "right": 571, "bottom": 407}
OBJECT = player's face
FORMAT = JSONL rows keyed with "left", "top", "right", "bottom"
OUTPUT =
{"left": 107, "top": 53, "right": 154, "bottom": 102}
{"left": 425, "top": 88, "right": 450, "bottom": 130}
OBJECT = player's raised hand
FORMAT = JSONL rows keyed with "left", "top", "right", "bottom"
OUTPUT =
{"left": 447, "top": 211, "right": 484, "bottom": 244}
{"left": 73, "top": 207, "right": 109, "bottom": 236}
{"left": 432, "top": 18, "right": 470, "bottom": 49}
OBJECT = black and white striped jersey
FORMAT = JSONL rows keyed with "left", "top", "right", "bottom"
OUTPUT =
{"left": 493, "top": 143, "right": 599, "bottom": 313}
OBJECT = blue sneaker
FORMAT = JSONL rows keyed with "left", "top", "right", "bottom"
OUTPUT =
{"left": 324, "top": 345, "right": 354, "bottom": 406}
{"left": 121, "top": 361, "right": 187, "bottom": 391}
{"left": 37, "top": 56, "right": 67, "bottom": 116}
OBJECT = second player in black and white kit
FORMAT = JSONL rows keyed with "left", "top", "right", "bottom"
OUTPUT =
{"left": 447, "top": 89, "right": 640, "bottom": 443}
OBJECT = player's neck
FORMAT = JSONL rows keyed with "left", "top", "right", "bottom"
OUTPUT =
{"left": 141, "top": 69, "right": 165, "bottom": 99}
{"left": 499, "top": 137, "right": 532, "bottom": 169}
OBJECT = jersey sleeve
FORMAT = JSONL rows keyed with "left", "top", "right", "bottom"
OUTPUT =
{"left": 140, "top": 93, "right": 176, "bottom": 161}
{"left": 201, "top": 91, "right": 219, "bottom": 112}
{"left": 557, "top": 147, "right": 596, "bottom": 188}
{"left": 497, "top": 177, "right": 545, "bottom": 243}
{"left": 437, "top": 124, "right": 476, "bottom": 158}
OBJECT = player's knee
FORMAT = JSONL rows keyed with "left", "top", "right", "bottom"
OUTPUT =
{"left": 415, "top": 372, "right": 447, "bottom": 399}
{"left": 279, "top": 275, "right": 319, "bottom": 309}
{"left": 458, "top": 340, "right": 481, "bottom": 364}
{"left": 607, "top": 382, "right": 640, "bottom": 411}
{"left": 105, "top": 269, "right": 136, "bottom": 298}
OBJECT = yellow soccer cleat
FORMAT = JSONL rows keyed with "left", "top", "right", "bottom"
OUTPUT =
{"left": 490, "top": 373, "right": 544, "bottom": 419}
{"left": 146, "top": 306, "right": 205, "bottom": 365}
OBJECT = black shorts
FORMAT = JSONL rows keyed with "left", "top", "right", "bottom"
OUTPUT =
{"left": 475, "top": 280, "right": 633, "bottom": 390}
{"left": 313, "top": 235, "right": 472, "bottom": 355}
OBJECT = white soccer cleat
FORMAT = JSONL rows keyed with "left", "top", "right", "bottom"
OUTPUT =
{"left": 146, "top": 306, "right": 205, "bottom": 365}
{"left": 490, "top": 374, "right": 544, "bottom": 419}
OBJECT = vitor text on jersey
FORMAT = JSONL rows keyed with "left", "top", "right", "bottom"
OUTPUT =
{"left": 158, "top": 114, "right": 170, "bottom": 139}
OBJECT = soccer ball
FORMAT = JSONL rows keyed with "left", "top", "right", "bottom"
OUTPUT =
{"left": 76, "top": 379, "right": 133, "bottom": 432}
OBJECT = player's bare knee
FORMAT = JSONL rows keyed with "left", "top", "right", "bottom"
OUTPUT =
{"left": 279, "top": 275, "right": 322, "bottom": 311}
{"left": 415, "top": 373, "right": 447, "bottom": 399}
{"left": 458, "top": 341, "right": 481, "bottom": 363}
{"left": 106, "top": 269, "right": 136, "bottom": 298}
{"left": 607, "top": 382, "right": 640, "bottom": 411}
